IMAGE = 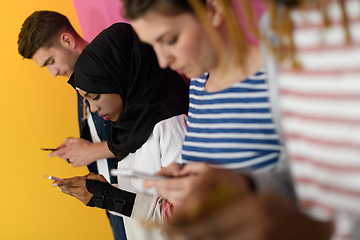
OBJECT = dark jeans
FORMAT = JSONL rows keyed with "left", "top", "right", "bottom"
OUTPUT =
{"left": 106, "top": 211, "right": 127, "bottom": 240}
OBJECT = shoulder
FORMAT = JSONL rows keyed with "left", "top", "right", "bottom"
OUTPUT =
{"left": 148, "top": 115, "right": 188, "bottom": 147}
{"left": 153, "top": 114, "right": 187, "bottom": 135}
{"left": 138, "top": 115, "right": 187, "bottom": 150}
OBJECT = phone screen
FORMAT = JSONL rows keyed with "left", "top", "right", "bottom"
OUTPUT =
{"left": 110, "top": 169, "right": 167, "bottom": 180}
{"left": 43, "top": 174, "right": 63, "bottom": 181}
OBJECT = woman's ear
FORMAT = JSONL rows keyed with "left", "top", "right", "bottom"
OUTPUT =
{"left": 60, "top": 33, "right": 77, "bottom": 50}
{"left": 206, "top": 0, "right": 224, "bottom": 27}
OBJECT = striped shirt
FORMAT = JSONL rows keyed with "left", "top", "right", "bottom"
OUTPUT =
{"left": 182, "top": 70, "right": 281, "bottom": 171}
{"left": 276, "top": 1, "right": 360, "bottom": 238}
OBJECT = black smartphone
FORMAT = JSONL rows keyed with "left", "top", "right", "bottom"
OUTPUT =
{"left": 41, "top": 148, "right": 58, "bottom": 151}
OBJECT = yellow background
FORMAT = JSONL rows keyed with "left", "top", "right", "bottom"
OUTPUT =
{"left": 0, "top": 0, "right": 113, "bottom": 239}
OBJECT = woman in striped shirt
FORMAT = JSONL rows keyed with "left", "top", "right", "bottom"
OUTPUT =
{"left": 130, "top": 0, "right": 360, "bottom": 240}
{"left": 123, "top": 0, "right": 294, "bottom": 207}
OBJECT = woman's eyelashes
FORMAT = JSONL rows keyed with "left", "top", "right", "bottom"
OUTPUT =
{"left": 167, "top": 35, "right": 178, "bottom": 45}
{"left": 93, "top": 94, "right": 100, "bottom": 101}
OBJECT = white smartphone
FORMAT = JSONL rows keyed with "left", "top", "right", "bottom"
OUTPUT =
{"left": 110, "top": 169, "right": 168, "bottom": 180}
{"left": 43, "top": 174, "right": 64, "bottom": 181}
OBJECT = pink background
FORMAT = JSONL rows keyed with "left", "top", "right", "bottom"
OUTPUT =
{"left": 72, "top": 0, "right": 131, "bottom": 42}
{"left": 72, "top": 0, "right": 266, "bottom": 43}
{"left": 71, "top": 0, "right": 266, "bottom": 86}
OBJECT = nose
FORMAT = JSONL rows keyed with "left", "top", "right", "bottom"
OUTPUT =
{"left": 154, "top": 45, "right": 173, "bottom": 69}
{"left": 46, "top": 66, "right": 59, "bottom": 77}
{"left": 89, "top": 103, "right": 99, "bottom": 113}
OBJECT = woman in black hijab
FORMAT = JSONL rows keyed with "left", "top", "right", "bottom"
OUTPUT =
{"left": 53, "top": 23, "right": 189, "bottom": 238}
{"left": 68, "top": 22, "right": 189, "bottom": 160}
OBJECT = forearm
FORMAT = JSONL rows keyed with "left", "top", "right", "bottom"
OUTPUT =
{"left": 130, "top": 194, "right": 165, "bottom": 223}
{"left": 86, "top": 179, "right": 135, "bottom": 217}
{"left": 88, "top": 141, "right": 116, "bottom": 160}
{"left": 86, "top": 179, "right": 166, "bottom": 223}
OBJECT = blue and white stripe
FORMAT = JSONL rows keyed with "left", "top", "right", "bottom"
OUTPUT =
{"left": 182, "top": 70, "right": 281, "bottom": 171}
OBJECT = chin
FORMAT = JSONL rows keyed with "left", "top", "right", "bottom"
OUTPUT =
{"left": 186, "top": 71, "right": 204, "bottom": 79}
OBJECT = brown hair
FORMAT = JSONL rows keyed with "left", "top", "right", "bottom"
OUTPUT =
{"left": 122, "top": 0, "right": 201, "bottom": 19}
{"left": 122, "top": 0, "right": 258, "bottom": 73}
{"left": 18, "top": 11, "right": 76, "bottom": 59}
{"left": 265, "top": 0, "right": 353, "bottom": 68}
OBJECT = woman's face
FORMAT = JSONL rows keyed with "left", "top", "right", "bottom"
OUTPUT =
{"left": 132, "top": 11, "right": 218, "bottom": 79}
{"left": 78, "top": 89, "right": 124, "bottom": 122}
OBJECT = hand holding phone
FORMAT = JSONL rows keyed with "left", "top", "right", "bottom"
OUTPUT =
{"left": 43, "top": 174, "right": 63, "bottom": 181}
{"left": 110, "top": 169, "right": 168, "bottom": 180}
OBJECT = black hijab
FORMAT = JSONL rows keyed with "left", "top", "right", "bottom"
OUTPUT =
{"left": 68, "top": 23, "right": 189, "bottom": 160}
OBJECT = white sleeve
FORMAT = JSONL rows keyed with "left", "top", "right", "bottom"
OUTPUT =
{"left": 158, "top": 114, "right": 187, "bottom": 167}
{"left": 108, "top": 184, "right": 165, "bottom": 222}
{"left": 113, "top": 115, "right": 187, "bottom": 223}
{"left": 130, "top": 195, "right": 165, "bottom": 223}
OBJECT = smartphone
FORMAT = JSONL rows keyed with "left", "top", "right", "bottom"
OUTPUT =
{"left": 41, "top": 148, "right": 58, "bottom": 151}
{"left": 43, "top": 174, "right": 64, "bottom": 181}
{"left": 110, "top": 169, "right": 168, "bottom": 180}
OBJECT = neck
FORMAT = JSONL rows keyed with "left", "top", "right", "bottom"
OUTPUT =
{"left": 74, "top": 37, "right": 89, "bottom": 54}
{"left": 205, "top": 42, "right": 263, "bottom": 93}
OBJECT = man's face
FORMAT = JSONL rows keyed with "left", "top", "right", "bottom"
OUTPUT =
{"left": 32, "top": 44, "right": 79, "bottom": 78}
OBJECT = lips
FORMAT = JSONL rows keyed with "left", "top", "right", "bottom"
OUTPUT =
{"left": 98, "top": 114, "right": 110, "bottom": 121}
{"left": 175, "top": 68, "right": 185, "bottom": 75}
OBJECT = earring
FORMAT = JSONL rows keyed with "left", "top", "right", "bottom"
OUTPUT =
{"left": 213, "top": 18, "right": 221, "bottom": 27}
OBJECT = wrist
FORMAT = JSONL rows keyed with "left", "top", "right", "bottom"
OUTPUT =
{"left": 92, "top": 141, "right": 115, "bottom": 159}
{"left": 86, "top": 179, "right": 136, "bottom": 216}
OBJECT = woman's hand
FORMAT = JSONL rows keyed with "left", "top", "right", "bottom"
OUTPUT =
{"left": 48, "top": 138, "right": 115, "bottom": 167}
{"left": 144, "top": 163, "right": 202, "bottom": 206}
{"left": 144, "top": 163, "right": 252, "bottom": 208}
{"left": 52, "top": 173, "right": 108, "bottom": 205}
{"left": 166, "top": 192, "right": 333, "bottom": 240}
